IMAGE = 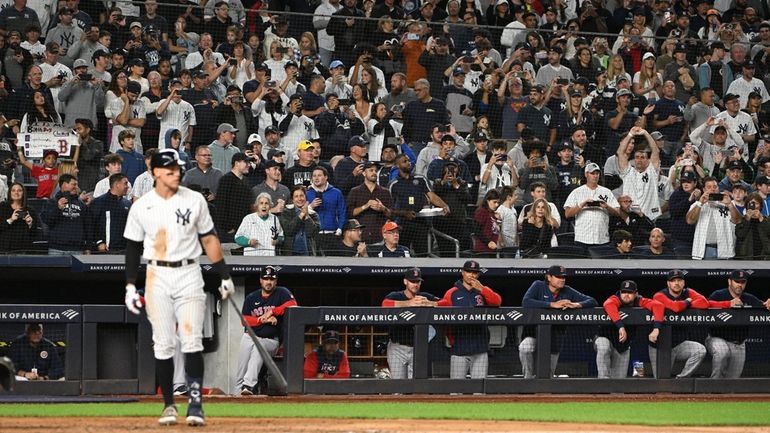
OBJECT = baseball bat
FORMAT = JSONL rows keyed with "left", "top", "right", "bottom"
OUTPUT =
{"left": 226, "top": 297, "right": 288, "bottom": 393}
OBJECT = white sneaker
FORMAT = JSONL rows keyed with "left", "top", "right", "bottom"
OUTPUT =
{"left": 158, "top": 405, "right": 178, "bottom": 426}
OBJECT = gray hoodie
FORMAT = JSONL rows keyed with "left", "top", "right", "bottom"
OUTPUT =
{"left": 58, "top": 77, "right": 106, "bottom": 128}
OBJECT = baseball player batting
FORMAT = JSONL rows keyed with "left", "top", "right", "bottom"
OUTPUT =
{"left": 123, "top": 148, "right": 235, "bottom": 427}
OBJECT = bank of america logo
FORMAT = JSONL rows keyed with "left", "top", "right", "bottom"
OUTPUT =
{"left": 202, "top": 265, "right": 212, "bottom": 271}
{"left": 619, "top": 312, "right": 629, "bottom": 320}
{"left": 717, "top": 312, "right": 733, "bottom": 322}
{"left": 62, "top": 309, "right": 79, "bottom": 320}
{"left": 399, "top": 310, "right": 416, "bottom": 321}
{"left": 342, "top": 267, "right": 351, "bottom": 273}
{"left": 506, "top": 311, "right": 523, "bottom": 321}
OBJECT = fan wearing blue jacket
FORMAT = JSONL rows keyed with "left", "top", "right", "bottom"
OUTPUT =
{"left": 438, "top": 260, "right": 502, "bottom": 379}
{"left": 518, "top": 265, "right": 597, "bottom": 379}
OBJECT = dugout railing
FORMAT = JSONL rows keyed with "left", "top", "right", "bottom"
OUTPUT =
{"left": 284, "top": 307, "right": 770, "bottom": 395}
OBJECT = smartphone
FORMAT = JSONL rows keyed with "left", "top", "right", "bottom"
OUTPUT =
{"left": 708, "top": 193, "right": 724, "bottom": 201}
{"left": 514, "top": 71, "right": 526, "bottom": 78}
{"left": 337, "top": 98, "right": 351, "bottom": 105}
{"left": 277, "top": 47, "right": 289, "bottom": 54}
{"left": 557, "top": 78, "right": 569, "bottom": 86}
{"left": 463, "top": 55, "right": 474, "bottom": 63}
{"left": 386, "top": 137, "right": 399, "bottom": 145}
{"left": 719, "top": 148, "right": 733, "bottom": 156}
{"left": 266, "top": 80, "right": 277, "bottom": 88}
{"left": 630, "top": 36, "right": 641, "bottom": 44}
{"left": 535, "top": 51, "right": 548, "bottom": 60}
{"left": 534, "top": 156, "right": 545, "bottom": 164}
{"left": 497, "top": 154, "right": 507, "bottom": 161}
{"left": 229, "top": 58, "right": 237, "bottom": 66}
{"left": 407, "top": 33, "right": 420, "bottom": 41}
{"left": 586, "top": 201, "right": 602, "bottom": 207}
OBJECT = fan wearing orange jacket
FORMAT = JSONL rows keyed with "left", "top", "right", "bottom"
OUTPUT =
{"left": 649, "top": 269, "right": 710, "bottom": 378}
{"left": 596, "top": 280, "right": 664, "bottom": 378}
{"left": 303, "top": 330, "right": 350, "bottom": 379}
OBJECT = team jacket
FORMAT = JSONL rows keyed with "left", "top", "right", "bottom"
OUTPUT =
{"left": 439, "top": 281, "right": 502, "bottom": 356}
{"left": 708, "top": 288, "right": 765, "bottom": 344}
{"left": 598, "top": 293, "right": 665, "bottom": 352}
{"left": 382, "top": 290, "right": 440, "bottom": 345}
{"left": 241, "top": 286, "right": 297, "bottom": 340}
{"left": 87, "top": 192, "right": 131, "bottom": 251}
{"left": 521, "top": 280, "right": 598, "bottom": 351}
{"left": 42, "top": 191, "right": 87, "bottom": 251}
{"left": 303, "top": 347, "right": 350, "bottom": 379}
{"left": 653, "top": 288, "right": 709, "bottom": 347}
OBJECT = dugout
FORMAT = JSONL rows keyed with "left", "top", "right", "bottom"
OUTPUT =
{"left": 1, "top": 255, "right": 770, "bottom": 395}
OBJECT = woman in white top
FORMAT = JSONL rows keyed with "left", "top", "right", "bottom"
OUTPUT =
{"left": 250, "top": 83, "right": 290, "bottom": 138}
{"left": 366, "top": 102, "right": 402, "bottom": 162}
{"left": 606, "top": 54, "right": 631, "bottom": 88}
{"left": 235, "top": 193, "right": 284, "bottom": 256}
{"left": 127, "top": 61, "right": 149, "bottom": 95}
{"left": 361, "top": 66, "right": 387, "bottom": 103}
{"left": 105, "top": 71, "right": 128, "bottom": 114}
{"left": 264, "top": 40, "right": 289, "bottom": 85}
{"left": 226, "top": 41, "right": 255, "bottom": 89}
{"left": 351, "top": 83, "right": 372, "bottom": 125}
{"left": 633, "top": 52, "right": 662, "bottom": 101}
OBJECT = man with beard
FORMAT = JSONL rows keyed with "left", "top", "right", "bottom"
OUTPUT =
{"left": 381, "top": 73, "right": 416, "bottom": 112}
{"left": 347, "top": 161, "right": 393, "bottom": 243}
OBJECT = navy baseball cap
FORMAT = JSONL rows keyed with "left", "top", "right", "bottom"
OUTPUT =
{"left": 680, "top": 170, "right": 697, "bottom": 183}
{"left": 264, "top": 125, "right": 281, "bottom": 135}
{"left": 150, "top": 149, "right": 185, "bottom": 170}
{"left": 126, "top": 81, "right": 142, "bottom": 94}
{"left": 547, "top": 265, "right": 567, "bottom": 277}
{"left": 667, "top": 269, "right": 685, "bottom": 281}
{"left": 730, "top": 270, "right": 748, "bottom": 282}
{"left": 261, "top": 265, "right": 278, "bottom": 279}
{"left": 322, "top": 330, "right": 340, "bottom": 343}
{"left": 348, "top": 135, "right": 367, "bottom": 148}
{"left": 452, "top": 66, "right": 466, "bottom": 76}
{"left": 620, "top": 280, "right": 638, "bottom": 293}
{"left": 463, "top": 260, "right": 481, "bottom": 272}
{"left": 405, "top": 267, "right": 423, "bottom": 282}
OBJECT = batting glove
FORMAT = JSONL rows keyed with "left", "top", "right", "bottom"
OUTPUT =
{"left": 125, "top": 284, "right": 143, "bottom": 315}
{"left": 219, "top": 277, "right": 235, "bottom": 300}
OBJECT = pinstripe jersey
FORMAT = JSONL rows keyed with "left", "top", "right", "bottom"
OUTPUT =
{"left": 234, "top": 213, "right": 283, "bottom": 256}
{"left": 157, "top": 99, "right": 197, "bottom": 147}
{"left": 123, "top": 186, "right": 214, "bottom": 261}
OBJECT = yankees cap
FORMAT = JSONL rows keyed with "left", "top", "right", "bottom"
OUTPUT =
{"left": 405, "top": 267, "right": 423, "bottom": 282}
{"left": 342, "top": 219, "right": 365, "bottom": 231}
{"left": 126, "top": 81, "right": 142, "bottom": 94}
{"left": 261, "top": 265, "right": 278, "bottom": 279}
{"left": 584, "top": 162, "right": 601, "bottom": 173}
{"left": 322, "top": 330, "right": 340, "bottom": 343}
{"left": 730, "top": 270, "right": 748, "bottom": 282}
{"left": 620, "top": 280, "right": 638, "bottom": 293}
{"left": 150, "top": 149, "right": 185, "bottom": 170}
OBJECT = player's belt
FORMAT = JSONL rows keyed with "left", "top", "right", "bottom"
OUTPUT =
{"left": 147, "top": 259, "right": 198, "bottom": 268}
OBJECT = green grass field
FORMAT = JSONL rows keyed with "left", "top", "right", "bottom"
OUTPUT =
{"left": 1, "top": 402, "right": 769, "bottom": 426}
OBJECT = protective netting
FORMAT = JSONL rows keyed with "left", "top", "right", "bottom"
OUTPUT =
{"left": 0, "top": 1, "right": 768, "bottom": 258}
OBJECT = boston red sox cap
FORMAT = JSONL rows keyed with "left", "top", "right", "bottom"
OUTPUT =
{"left": 620, "top": 280, "right": 638, "bottom": 293}
{"left": 322, "top": 330, "right": 340, "bottom": 343}
{"left": 463, "top": 260, "right": 481, "bottom": 272}
{"left": 261, "top": 265, "right": 278, "bottom": 279}
{"left": 405, "top": 267, "right": 423, "bottom": 282}
{"left": 730, "top": 270, "right": 748, "bottom": 282}
{"left": 547, "top": 265, "right": 567, "bottom": 278}
{"left": 667, "top": 269, "right": 686, "bottom": 281}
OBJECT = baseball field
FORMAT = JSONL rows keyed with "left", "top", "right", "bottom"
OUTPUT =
{"left": 2, "top": 396, "right": 770, "bottom": 432}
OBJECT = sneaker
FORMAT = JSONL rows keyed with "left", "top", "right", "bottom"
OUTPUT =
{"left": 158, "top": 405, "right": 178, "bottom": 426}
{"left": 173, "top": 385, "right": 188, "bottom": 396}
{"left": 240, "top": 385, "right": 254, "bottom": 396}
{"left": 186, "top": 404, "right": 205, "bottom": 426}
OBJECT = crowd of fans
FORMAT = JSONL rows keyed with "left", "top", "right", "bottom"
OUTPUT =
{"left": 0, "top": 0, "right": 770, "bottom": 259}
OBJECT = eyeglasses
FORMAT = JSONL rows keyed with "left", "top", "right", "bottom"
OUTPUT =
{"left": 198, "top": 154, "right": 212, "bottom": 157}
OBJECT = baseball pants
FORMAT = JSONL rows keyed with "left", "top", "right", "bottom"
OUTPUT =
{"left": 235, "top": 334, "right": 280, "bottom": 390}
{"left": 450, "top": 353, "right": 488, "bottom": 379}
{"left": 649, "top": 340, "right": 706, "bottom": 378}
{"left": 387, "top": 342, "right": 414, "bottom": 379}
{"left": 705, "top": 336, "right": 746, "bottom": 379}
{"left": 518, "top": 337, "right": 559, "bottom": 379}
{"left": 145, "top": 264, "right": 206, "bottom": 360}
{"left": 594, "top": 336, "right": 630, "bottom": 379}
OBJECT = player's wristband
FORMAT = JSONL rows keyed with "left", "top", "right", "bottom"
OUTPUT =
{"left": 212, "top": 259, "right": 230, "bottom": 280}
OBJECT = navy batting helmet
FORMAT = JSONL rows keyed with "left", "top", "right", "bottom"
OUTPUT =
{"left": 151, "top": 149, "right": 185, "bottom": 171}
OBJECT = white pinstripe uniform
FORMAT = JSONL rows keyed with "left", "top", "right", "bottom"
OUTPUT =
{"left": 157, "top": 99, "right": 197, "bottom": 148}
{"left": 234, "top": 213, "right": 283, "bottom": 256}
{"left": 123, "top": 186, "right": 213, "bottom": 359}
{"left": 132, "top": 171, "right": 154, "bottom": 199}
